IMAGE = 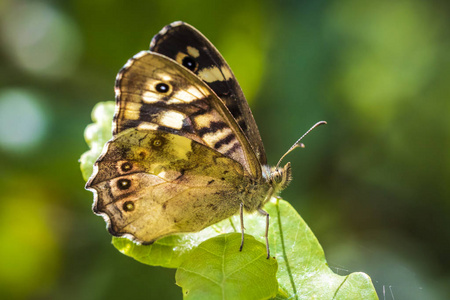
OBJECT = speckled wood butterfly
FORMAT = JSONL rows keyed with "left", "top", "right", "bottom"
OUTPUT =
{"left": 86, "top": 21, "right": 325, "bottom": 258}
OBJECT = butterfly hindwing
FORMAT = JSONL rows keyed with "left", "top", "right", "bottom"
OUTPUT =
{"left": 87, "top": 129, "right": 268, "bottom": 243}
{"left": 150, "top": 21, "right": 267, "bottom": 164}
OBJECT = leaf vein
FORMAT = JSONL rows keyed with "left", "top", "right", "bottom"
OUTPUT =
{"left": 177, "top": 266, "right": 221, "bottom": 286}
{"left": 276, "top": 198, "right": 298, "bottom": 300}
{"left": 332, "top": 274, "right": 349, "bottom": 299}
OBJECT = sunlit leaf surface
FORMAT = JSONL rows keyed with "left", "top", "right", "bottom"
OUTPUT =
{"left": 176, "top": 234, "right": 278, "bottom": 300}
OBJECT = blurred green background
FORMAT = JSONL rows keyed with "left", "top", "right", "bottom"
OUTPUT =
{"left": 1, "top": 0, "right": 449, "bottom": 299}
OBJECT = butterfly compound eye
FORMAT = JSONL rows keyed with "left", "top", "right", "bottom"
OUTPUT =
{"left": 155, "top": 83, "right": 170, "bottom": 93}
{"left": 182, "top": 56, "right": 197, "bottom": 71}
{"left": 272, "top": 171, "right": 282, "bottom": 184}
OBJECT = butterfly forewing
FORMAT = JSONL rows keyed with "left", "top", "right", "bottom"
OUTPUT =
{"left": 150, "top": 21, "right": 267, "bottom": 165}
{"left": 114, "top": 51, "right": 261, "bottom": 178}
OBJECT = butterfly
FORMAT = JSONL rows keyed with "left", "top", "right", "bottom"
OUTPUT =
{"left": 85, "top": 21, "right": 325, "bottom": 258}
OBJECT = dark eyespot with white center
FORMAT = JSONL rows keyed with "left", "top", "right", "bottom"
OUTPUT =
{"left": 153, "top": 139, "right": 162, "bottom": 147}
{"left": 155, "top": 83, "right": 170, "bottom": 93}
{"left": 117, "top": 179, "right": 131, "bottom": 190}
{"left": 121, "top": 162, "right": 132, "bottom": 172}
{"left": 182, "top": 56, "right": 197, "bottom": 72}
{"left": 123, "top": 201, "right": 135, "bottom": 212}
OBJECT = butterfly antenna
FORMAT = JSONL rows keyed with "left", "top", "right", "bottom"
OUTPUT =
{"left": 276, "top": 121, "right": 327, "bottom": 169}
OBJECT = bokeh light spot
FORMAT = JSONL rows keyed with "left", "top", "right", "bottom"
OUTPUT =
{"left": 0, "top": 89, "right": 48, "bottom": 153}
{"left": 0, "top": 2, "right": 82, "bottom": 78}
{"left": 0, "top": 181, "right": 60, "bottom": 299}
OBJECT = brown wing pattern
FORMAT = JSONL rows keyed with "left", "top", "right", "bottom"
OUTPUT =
{"left": 113, "top": 51, "right": 261, "bottom": 177}
{"left": 150, "top": 21, "right": 267, "bottom": 164}
{"left": 86, "top": 129, "right": 260, "bottom": 243}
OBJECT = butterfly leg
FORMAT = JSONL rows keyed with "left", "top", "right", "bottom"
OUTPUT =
{"left": 239, "top": 202, "right": 245, "bottom": 252}
{"left": 257, "top": 208, "right": 270, "bottom": 259}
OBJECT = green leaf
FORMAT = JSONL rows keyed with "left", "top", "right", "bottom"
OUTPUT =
{"left": 175, "top": 233, "right": 278, "bottom": 300}
{"left": 81, "top": 102, "right": 378, "bottom": 299}
{"left": 79, "top": 101, "right": 115, "bottom": 181}
{"left": 262, "top": 199, "right": 379, "bottom": 300}
{"left": 111, "top": 224, "right": 236, "bottom": 269}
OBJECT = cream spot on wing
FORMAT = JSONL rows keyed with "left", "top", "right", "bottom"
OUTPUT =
{"left": 156, "top": 169, "right": 186, "bottom": 181}
{"left": 219, "top": 140, "right": 238, "bottom": 153}
{"left": 160, "top": 74, "right": 172, "bottom": 82}
{"left": 203, "top": 128, "right": 233, "bottom": 147}
{"left": 198, "top": 66, "right": 233, "bottom": 83}
{"left": 175, "top": 52, "right": 186, "bottom": 64}
{"left": 220, "top": 66, "right": 233, "bottom": 81}
{"left": 171, "top": 90, "right": 197, "bottom": 103}
{"left": 187, "top": 46, "right": 200, "bottom": 58}
{"left": 198, "top": 66, "right": 222, "bottom": 82}
{"left": 137, "top": 122, "right": 158, "bottom": 130}
{"left": 194, "top": 112, "right": 214, "bottom": 127}
{"left": 141, "top": 91, "right": 160, "bottom": 103}
{"left": 123, "top": 111, "right": 139, "bottom": 120}
{"left": 185, "top": 86, "right": 207, "bottom": 98}
{"left": 172, "top": 85, "right": 208, "bottom": 103}
{"left": 157, "top": 170, "right": 167, "bottom": 179}
{"left": 145, "top": 83, "right": 204, "bottom": 105}
{"left": 166, "top": 98, "right": 184, "bottom": 105}
{"left": 195, "top": 112, "right": 234, "bottom": 146}
{"left": 157, "top": 111, "right": 186, "bottom": 130}
{"left": 122, "top": 102, "right": 141, "bottom": 120}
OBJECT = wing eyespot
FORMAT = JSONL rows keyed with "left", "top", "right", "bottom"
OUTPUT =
{"left": 117, "top": 179, "right": 131, "bottom": 190}
{"left": 137, "top": 149, "right": 149, "bottom": 159}
{"left": 153, "top": 139, "right": 162, "bottom": 147}
{"left": 123, "top": 201, "right": 135, "bottom": 212}
{"left": 182, "top": 56, "right": 197, "bottom": 72}
{"left": 120, "top": 162, "right": 132, "bottom": 172}
{"left": 155, "top": 82, "right": 171, "bottom": 93}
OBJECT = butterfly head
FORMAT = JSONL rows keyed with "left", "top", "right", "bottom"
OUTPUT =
{"left": 269, "top": 121, "right": 327, "bottom": 194}
{"left": 269, "top": 162, "right": 292, "bottom": 193}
